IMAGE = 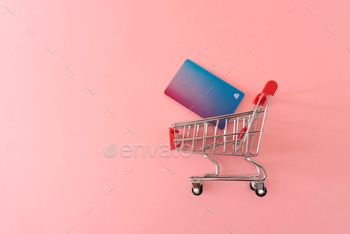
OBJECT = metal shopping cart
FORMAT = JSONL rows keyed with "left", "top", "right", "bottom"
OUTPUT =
{"left": 168, "top": 81, "right": 278, "bottom": 197}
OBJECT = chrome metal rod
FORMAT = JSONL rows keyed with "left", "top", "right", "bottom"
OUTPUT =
{"left": 213, "top": 120, "right": 218, "bottom": 154}
{"left": 245, "top": 157, "right": 266, "bottom": 180}
{"left": 173, "top": 110, "right": 265, "bottom": 126}
{"left": 223, "top": 119, "right": 228, "bottom": 154}
{"left": 204, "top": 154, "right": 220, "bottom": 177}
{"left": 191, "top": 124, "right": 196, "bottom": 152}
{"left": 188, "top": 176, "right": 265, "bottom": 182}
{"left": 202, "top": 122, "right": 208, "bottom": 153}
{"left": 194, "top": 124, "right": 199, "bottom": 151}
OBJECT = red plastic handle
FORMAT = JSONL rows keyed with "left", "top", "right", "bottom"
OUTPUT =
{"left": 262, "top": 80, "right": 278, "bottom": 96}
{"left": 252, "top": 80, "right": 278, "bottom": 105}
{"left": 169, "top": 127, "right": 181, "bottom": 151}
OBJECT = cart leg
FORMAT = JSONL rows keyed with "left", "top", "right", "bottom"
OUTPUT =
{"left": 244, "top": 157, "right": 266, "bottom": 180}
{"left": 244, "top": 157, "right": 267, "bottom": 197}
{"left": 191, "top": 181, "right": 203, "bottom": 196}
{"left": 203, "top": 154, "right": 220, "bottom": 177}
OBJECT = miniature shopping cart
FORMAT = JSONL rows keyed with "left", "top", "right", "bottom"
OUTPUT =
{"left": 168, "top": 81, "right": 278, "bottom": 197}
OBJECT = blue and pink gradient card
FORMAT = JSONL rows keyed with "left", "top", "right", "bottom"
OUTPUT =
{"left": 164, "top": 59, "right": 244, "bottom": 129}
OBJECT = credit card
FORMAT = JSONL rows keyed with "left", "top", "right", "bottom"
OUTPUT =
{"left": 165, "top": 59, "right": 244, "bottom": 129}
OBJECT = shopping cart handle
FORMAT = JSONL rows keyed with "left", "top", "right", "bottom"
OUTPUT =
{"left": 262, "top": 80, "right": 278, "bottom": 96}
{"left": 253, "top": 80, "right": 278, "bottom": 105}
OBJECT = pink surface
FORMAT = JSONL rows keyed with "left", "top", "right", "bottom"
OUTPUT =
{"left": 0, "top": 0, "right": 349, "bottom": 233}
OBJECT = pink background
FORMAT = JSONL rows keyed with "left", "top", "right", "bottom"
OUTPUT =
{"left": 1, "top": 0, "right": 350, "bottom": 233}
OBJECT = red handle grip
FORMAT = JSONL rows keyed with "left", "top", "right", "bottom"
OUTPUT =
{"left": 252, "top": 80, "right": 278, "bottom": 105}
{"left": 262, "top": 80, "right": 278, "bottom": 96}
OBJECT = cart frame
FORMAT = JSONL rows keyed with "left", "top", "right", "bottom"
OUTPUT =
{"left": 168, "top": 81, "right": 278, "bottom": 196}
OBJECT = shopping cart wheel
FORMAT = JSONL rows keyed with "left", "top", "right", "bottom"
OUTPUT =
{"left": 191, "top": 183, "right": 203, "bottom": 196}
{"left": 255, "top": 187, "right": 267, "bottom": 197}
{"left": 249, "top": 181, "right": 256, "bottom": 191}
